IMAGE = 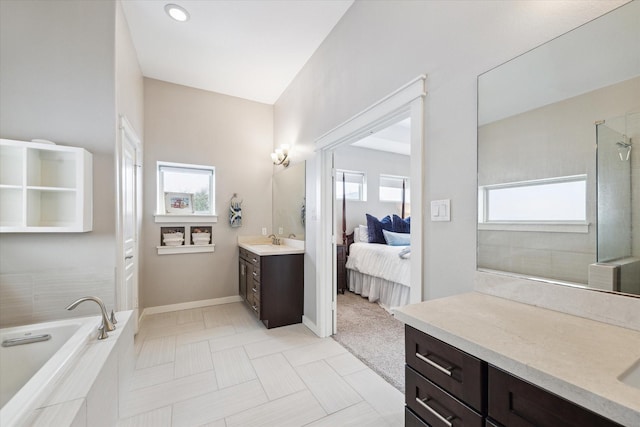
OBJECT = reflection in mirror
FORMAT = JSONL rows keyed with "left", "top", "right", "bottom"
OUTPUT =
{"left": 477, "top": 1, "right": 640, "bottom": 296}
{"left": 272, "top": 161, "right": 305, "bottom": 240}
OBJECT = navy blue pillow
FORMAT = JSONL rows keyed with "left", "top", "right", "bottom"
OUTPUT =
{"left": 366, "top": 214, "right": 392, "bottom": 244}
{"left": 392, "top": 215, "right": 410, "bottom": 233}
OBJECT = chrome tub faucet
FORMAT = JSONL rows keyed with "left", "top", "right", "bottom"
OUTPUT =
{"left": 66, "top": 296, "right": 116, "bottom": 340}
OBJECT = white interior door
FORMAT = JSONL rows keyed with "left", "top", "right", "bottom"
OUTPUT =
{"left": 119, "top": 116, "right": 141, "bottom": 332}
{"left": 330, "top": 152, "right": 338, "bottom": 335}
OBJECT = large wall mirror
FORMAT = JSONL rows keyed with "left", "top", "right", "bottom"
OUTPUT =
{"left": 477, "top": 1, "right": 639, "bottom": 297}
{"left": 273, "top": 161, "right": 305, "bottom": 240}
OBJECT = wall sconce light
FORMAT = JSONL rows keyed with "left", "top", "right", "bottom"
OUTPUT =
{"left": 271, "top": 144, "right": 290, "bottom": 167}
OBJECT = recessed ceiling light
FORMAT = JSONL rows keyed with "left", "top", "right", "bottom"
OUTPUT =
{"left": 164, "top": 4, "right": 190, "bottom": 22}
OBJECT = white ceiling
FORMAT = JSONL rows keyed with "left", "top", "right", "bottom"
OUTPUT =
{"left": 121, "top": 0, "right": 353, "bottom": 105}
{"left": 351, "top": 118, "right": 411, "bottom": 155}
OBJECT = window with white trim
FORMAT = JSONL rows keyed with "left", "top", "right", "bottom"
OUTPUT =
{"left": 336, "top": 170, "right": 366, "bottom": 201}
{"left": 157, "top": 162, "right": 216, "bottom": 215}
{"left": 479, "top": 175, "right": 586, "bottom": 223}
{"left": 379, "top": 174, "right": 410, "bottom": 203}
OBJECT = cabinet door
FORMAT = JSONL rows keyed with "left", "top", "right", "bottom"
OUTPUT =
{"left": 239, "top": 257, "right": 247, "bottom": 300}
{"left": 488, "top": 366, "right": 622, "bottom": 427}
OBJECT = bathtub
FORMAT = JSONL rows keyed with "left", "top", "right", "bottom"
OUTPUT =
{"left": 0, "top": 316, "right": 100, "bottom": 426}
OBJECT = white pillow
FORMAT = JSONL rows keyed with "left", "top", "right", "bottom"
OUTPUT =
{"left": 358, "top": 225, "right": 369, "bottom": 242}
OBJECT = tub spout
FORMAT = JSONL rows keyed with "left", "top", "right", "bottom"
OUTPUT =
{"left": 66, "top": 296, "right": 116, "bottom": 340}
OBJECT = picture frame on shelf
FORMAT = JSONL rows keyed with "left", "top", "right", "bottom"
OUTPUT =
{"left": 164, "top": 192, "right": 194, "bottom": 214}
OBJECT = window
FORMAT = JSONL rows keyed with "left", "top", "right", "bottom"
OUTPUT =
{"left": 157, "top": 162, "right": 215, "bottom": 215}
{"left": 379, "top": 174, "right": 410, "bottom": 203}
{"left": 479, "top": 175, "right": 586, "bottom": 223}
{"left": 336, "top": 170, "right": 366, "bottom": 201}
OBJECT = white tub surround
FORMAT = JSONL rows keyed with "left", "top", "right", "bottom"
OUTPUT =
{"left": 238, "top": 236, "right": 304, "bottom": 256}
{"left": 17, "top": 311, "right": 134, "bottom": 427}
{"left": 394, "top": 293, "right": 640, "bottom": 427}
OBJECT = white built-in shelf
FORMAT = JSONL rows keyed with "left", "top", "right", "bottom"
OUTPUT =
{"left": 0, "top": 138, "right": 93, "bottom": 233}
{"left": 157, "top": 244, "right": 215, "bottom": 255}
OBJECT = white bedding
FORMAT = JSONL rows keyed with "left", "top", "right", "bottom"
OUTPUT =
{"left": 345, "top": 242, "right": 410, "bottom": 287}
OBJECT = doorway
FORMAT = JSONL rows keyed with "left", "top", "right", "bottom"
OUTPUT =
{"left": 315, "top": 76, "right": 426, "bottom": 337}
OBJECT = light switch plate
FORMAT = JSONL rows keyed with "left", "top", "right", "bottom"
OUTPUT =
{"left": 431, "top": 199, "right": 451, "bottom": 221}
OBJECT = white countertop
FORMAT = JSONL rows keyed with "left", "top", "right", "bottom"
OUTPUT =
{"left": 238, "top": 236, "right": 304, "bottom": 256}
{"left": 394, "top": 292, "right": 640, "bottom": 426}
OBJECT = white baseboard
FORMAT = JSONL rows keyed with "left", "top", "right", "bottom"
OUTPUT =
{"left": 140, "top": 295, "right": 243, "bottom": 319}
{"left": 302, "top": 315, "right": 321, "bottom": 337}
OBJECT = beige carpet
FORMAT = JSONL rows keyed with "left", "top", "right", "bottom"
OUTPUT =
{"left": 332, "top": 291, "right": 405, "bottom": 393}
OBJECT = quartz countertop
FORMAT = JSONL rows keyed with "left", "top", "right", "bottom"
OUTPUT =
{"left": 238, "top": 236, "right": 304, "bottom": 256}
{"left": 393, "top": 292, "right": 640, "bottom": 426}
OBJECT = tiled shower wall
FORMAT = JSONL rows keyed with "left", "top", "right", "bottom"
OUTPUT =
{"left": 0, "top": 268, "right": 115, "bottom": 328}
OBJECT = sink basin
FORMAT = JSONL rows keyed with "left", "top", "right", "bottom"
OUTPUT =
{"left": 619, "top": 358, "right": 640, "bottom": 389}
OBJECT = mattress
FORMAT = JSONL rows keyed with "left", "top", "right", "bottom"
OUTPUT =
{"left": 345, "top": 242, "right": 410, "bottom": 287}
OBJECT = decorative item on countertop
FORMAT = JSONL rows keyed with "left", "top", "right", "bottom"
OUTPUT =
{"left": 229, "top": 193, "right": 243, "bottom": 228}
{"left": 191, "top": 226, "right": 212, "bottom": 245}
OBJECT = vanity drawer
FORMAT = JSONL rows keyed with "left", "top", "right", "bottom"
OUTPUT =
{"left": 250, "top": 265, "right": 261, "bottom": 283}
{"left": 488, "top": 365, "right": 623, "bottom": 427}
{"left": 406, "top": 325, "right": 486, "bottom": 413}
{"left": 249, "top": 293, "right": 260, "bottom": 317}
{"left": 405, "top": 407, "right": 429, "bottom": 427}
{"left": 407, "top": 366, "right": 483, "bottom": 427}
{"left": 250, "top": 280, "right": 260, "bottom": 298}
{"left": 247, "top": 252, "right": 260, "bottom": 267}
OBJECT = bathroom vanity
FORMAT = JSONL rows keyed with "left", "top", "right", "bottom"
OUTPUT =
{"left": 238, "top": 242, "right": 304, "bottom": 329}
{"left": 395, "top": 293, "right": 640, "bottom": 427}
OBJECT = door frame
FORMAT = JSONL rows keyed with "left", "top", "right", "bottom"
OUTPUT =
{"left": 116, "top": 115, "right": 142, "bottom": 327}
{"left": 314, "top": 76, "right": 426, "bottom": 337}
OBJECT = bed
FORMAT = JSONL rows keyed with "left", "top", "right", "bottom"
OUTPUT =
{"left": 339, "top": 173, "right": 411, "bottom": 311}
{"left": 345, "top": 241, "right": 411, "bottom": 311}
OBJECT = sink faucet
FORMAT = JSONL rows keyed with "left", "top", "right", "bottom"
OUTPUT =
{"left": 66, "top": 296, "right": 116, "bottom": 340}
{"left": 267, "top": 234, "right": 281, "bottom": 245}
{"left": 288, "top": 234, "right": 296, "bottom": 238}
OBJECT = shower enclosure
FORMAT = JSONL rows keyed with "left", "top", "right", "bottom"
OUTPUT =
{"left": 596, "top": 112, "right": 639, "bottom": 295}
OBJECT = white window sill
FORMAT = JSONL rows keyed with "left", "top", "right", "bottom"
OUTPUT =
{"left": 478, "top": 222, "right": 590, "bottom": 233}
{"left": 157, "top": 244, "right": 215, "bottom": 255}
{"left": 154, "top": 214, "right": 218, "bottom": 224}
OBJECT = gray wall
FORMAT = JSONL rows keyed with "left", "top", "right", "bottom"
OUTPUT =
{"left": 141, "top": 78, "right": 273, "bottom": 309}
{"left": 334, "top": 145, "right": 411, "bottom": 238}
{"left": 273, "top": 0, "right": 628, "bottom": 324}
{"left": 0, "top": 0, "right": 143, "bottom": 327}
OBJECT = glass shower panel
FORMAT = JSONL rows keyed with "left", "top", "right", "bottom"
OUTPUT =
{"left": 596, "top": 123, "right": 631, "bottom": 263}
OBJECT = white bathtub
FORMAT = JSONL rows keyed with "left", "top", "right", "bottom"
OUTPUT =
{"left": 0, "top": 317, "right": 98, "bottom": 426}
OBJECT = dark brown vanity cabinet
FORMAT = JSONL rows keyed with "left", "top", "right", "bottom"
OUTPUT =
{"left": 488, "top": 366, "right": 622, "bottom": 427}
{"left": 239, "top": 247, "right": 303, "bottom": 329}
{"left": 405, "top": 325, "right": 487, "bottom": 427}
{"left": 404, "top": 325, "right": 623, "bottom": 427}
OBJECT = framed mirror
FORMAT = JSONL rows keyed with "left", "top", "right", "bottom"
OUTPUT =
{"left": 272, "top": 161, "right": 305, "bottom": 240}
{"left": 477, "top": 1, "right": 639, "bottom": 297}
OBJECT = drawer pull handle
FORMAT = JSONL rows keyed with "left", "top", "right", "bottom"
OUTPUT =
{"left": 252, "top": 287, "right": 257, "bottom": 293}
{"left": 251, "top": 304, "right": 258, "bottom": 312}
{"left": 252, "top": 258, "right": 257, "bottom": 262}
{"left": 415, "top": 352, "right": 453, "bottom": 376}
{"left": 415, "top": 397, "right": 454, "bottom": 427}
{"left": 252, "top": 271, "right": 257, "bottom": 277}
